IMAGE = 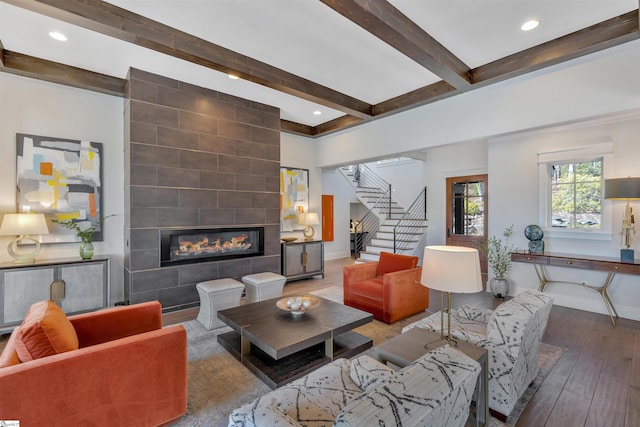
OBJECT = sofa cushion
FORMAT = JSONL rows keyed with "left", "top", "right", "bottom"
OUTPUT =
{"left": 336, "top": 346, "right": 480, "bottom": 427}
{"left": 14, "top": 300, "right": 79, "bottom": 362}
{"left": 348, "top": 278, "right": 383, "bottom": 301}
{"left": 0, "top": 327, "right": 21, "bottom": 367}
{"left": 376, "top": 251, "right": 418, "bottom": 277}
{"left": 349, "top": 355, "right": 394, "bottom": 391}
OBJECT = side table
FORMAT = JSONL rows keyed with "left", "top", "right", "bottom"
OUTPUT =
{"left": 375, "top": 327, "right": 488, "bottom": 427}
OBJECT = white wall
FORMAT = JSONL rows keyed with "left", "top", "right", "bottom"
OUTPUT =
{"left": 0, "top": 73, "right": 125, "bottom": 304}
{"left": 489, "top": 116, "right": 640, "bottom": 321}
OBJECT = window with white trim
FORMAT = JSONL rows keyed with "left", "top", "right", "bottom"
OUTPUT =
{"left": 538, "top": 143, "right": 613, "bottom": 237}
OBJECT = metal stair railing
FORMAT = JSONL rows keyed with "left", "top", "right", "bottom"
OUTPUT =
{"left": 346, "top": 164, "right": 393, "bottom": 218}
{"left": 393, "top": 187, "right": 428, "bottom": 253}
{"left": 353, "top": 186, "right": 393, "bottom": 259}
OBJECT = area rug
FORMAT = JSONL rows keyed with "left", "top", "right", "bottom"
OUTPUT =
{"left": 168, "top": 318, "right": 564, "bottom": 427}
{"left": 309, "top": 285, "right": 343, "bottom": 303}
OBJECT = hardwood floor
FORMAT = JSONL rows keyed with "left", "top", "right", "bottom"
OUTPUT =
{"left": 165, "top": 257, "right": 640, "bottom": 427}
{"left": 2, "top": 257, "right": 636, "bottom": 426}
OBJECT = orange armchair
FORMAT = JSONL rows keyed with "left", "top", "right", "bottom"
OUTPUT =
{"left": 343, "top": 252, "right": 428, "bottom": 324}
{"left": 0, "top": 301, "right": 187, "bottom": 426}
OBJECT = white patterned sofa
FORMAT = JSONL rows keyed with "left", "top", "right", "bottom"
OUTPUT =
{"left": 228, "top": 345, "right": 480, "bottom": 427}
{"left": 402, "top": 289, "right": 553, "bottom": 419}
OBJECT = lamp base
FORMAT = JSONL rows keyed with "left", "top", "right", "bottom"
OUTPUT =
{"left": 7, "top": 235, "right": 41, "bottom": 264}
{"left": 620, "top": 248, "right": 635, "bottom": 263}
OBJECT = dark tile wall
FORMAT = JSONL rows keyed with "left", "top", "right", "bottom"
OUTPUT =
{"left": 124, "top": 68, "right": 281, "bottom": 311}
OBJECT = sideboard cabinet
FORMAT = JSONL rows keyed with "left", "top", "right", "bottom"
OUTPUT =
{"left": 281, "top": 241, "right": 324, "bottom": 281}
{"left": 0, "top": 257, "right": 110, "bottom": 332}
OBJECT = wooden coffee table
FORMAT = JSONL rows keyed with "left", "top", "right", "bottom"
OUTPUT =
{"left": 217, "top": 295, "right": 373, "bottom": 388}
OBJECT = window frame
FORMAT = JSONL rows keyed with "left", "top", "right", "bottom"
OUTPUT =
{"left": 538, "top": 143, "right": 614, "bottom": 240}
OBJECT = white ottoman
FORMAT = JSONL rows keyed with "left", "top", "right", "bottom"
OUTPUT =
{"left": 196, "top": 278, "right": 244, "bottom": 330}
{"left": 241, "top": 272, "right": 287, "bottom": 303}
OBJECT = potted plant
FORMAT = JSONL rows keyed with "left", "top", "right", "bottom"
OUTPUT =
{"left": 52, "top": 215, "right": 115, "bottom": 260}
{"left": 480, "top": 225, "right": 515, "bottom": 298}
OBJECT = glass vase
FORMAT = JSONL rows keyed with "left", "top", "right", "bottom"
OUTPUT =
{"left": 79, "top": 241, "right": 94, "bottom": 260}
{"left": 489, "top": 277, "right": 509, "bottom": 299}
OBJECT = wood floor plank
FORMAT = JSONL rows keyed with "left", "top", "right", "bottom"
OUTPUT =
{"left": 585, "top": 376, "right": 628, "bottom": 427}
{"left": 517, "top": 349, "right": 576, "bottom": 426}
{"left": 545, "top": 390, "right": 591, "bottom": 427}
{"left": 626, "top": 385, "right": 640, "bottom": 427}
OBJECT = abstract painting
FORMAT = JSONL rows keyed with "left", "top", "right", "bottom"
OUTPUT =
{"left": 280, "top": 167, "right": 309, "bottom": 231}
{"left": 16, "top": 133, "right": 104, "bottom": 243}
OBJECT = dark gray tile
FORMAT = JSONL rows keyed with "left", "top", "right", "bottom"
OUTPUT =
{"left": 131, "top": 268, "right": 179, "bottom": 292}
{"left": 180, "top": 150, "right": 218, "bottom": 171}
{"left": 235, "top": 208, "right": 265, "bottom": 224}
{"left": 130, "top": 122, "right": 157, "bottom": 145}
{"left": 199, "top": 134, "right": 237, "bottom": 155}
{"left": 218, "top": 259, "right": 252, "bottom": 280}
{"left": 251, "top": 192, "right": 279, "bottom": 209}
{"left": 130, "top": 228, "right": 160, "bottom": 250}
{"left": 130, "top": 68, "right": 179, "bottom": 88}
{"left": 129, "top": 79, "right": 157, "bottom": 103}
{"left": 251, "top": 159, "right": 280, "bottom": 177}
{"left": 266, "top": 176, "right": 281, "bottom": 192}
{"left": 131, "top": 100, "right": 179, "bottom": 128}
{"left": 179, "top": 189, "right": 218, "bottom": 208}
{"left": 129, "top": 290, "right": 158, "bottom": 305}
{"left": 157, "top": 167, "right": 200, "bottom": 188}
{"left": 130, "top": 208, "right": 157, "bottom": 228}
{"left": 218, "top": 92, "right": 251, "bottom": 108}
{"left": 157, "top": 85, "right": 199, "bottom": 111}
{"left": 236, "top": 140, "right": 266, "bottom": 159}
{"left": 250, "top": 255, "right": 281, "bottom": 274}
{"left": 236, "top": 174, "right": 266, "bottom": 192}
{"left": 130, "top": 248, "right": 160, "bottom": 271}
{"left": 178, "top": 263, "right": 219, "bottom": 285}
{"left": 157, "top": 207, "right": 200, "bottom": 227}
{"left": 265, "top": 112, "right": 281, "bottom": 130}
{"left": 157, "top": 284, "right": 199, "bottom": 310}
{"left": 219, "top": 191, "right": 251, "bottom": 208}
{"left": 131, "top": 186, "right": 179, "bottom": 207}
{"left": 218, "top": 119, "right": 251, "bottom": 141}
{"left": 195, "top": 98, "right": 235, "bottom": 121}
{"left": 266, "top": 208, "right": 281, "bottom": 224}
{"left": 251, "top": 126, "right": 280, "bottom": 146}
{"left": 218, "top": 155, "right": 250, "bottom": 174}
{"left": 179, "top": 111, "right": 218, "bottom": 134}
{"left": 131, "top": 143, "right": 180, "bottom": 168}
{"left": 250, "top": 101, "right": 279, "bottom": 116}
{"left": 157, "top": 126, "right": 199, "bottom": 150}
{"left": 200, "top": 171, "right": 235, "bottom": 190}
{"left": 130, "top": 164, "right": 157, "bottom": 186}
{"left": 200, "top": 208, "right": 236, "bottom": 225}
{"left": 265, "top": 144, "right": 280, "bottom": 161}
{"left": 235, "top": 105, "right": 266, "bottom": 127}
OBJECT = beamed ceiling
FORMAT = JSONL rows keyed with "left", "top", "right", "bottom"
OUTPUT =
{"left": 0, "top": 0, "right": 638, "bottom": 138}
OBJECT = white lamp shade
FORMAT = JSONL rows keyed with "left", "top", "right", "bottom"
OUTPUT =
{"left": 421, "top": 245, "right": 483, "bottom": 293}
{"left": 298, "top": 212, "right": 320, "bottom": 226}
{"left": 0, "top": 213, "right": 49, "bottom": 236}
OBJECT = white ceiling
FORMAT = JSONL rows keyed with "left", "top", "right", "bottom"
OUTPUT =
{"left": 0, "top": 0, "right": 637, "bottom": 128}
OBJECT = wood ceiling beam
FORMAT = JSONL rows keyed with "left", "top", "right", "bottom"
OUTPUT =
{"left": 2, "top": 0, "right": 374, "bottom": 119}
{"left": 0, "top": 49, "right": 126, "bottom": 96}
{"left": 320, "top": 0, "right": 472, "bottom": 89}
{"left": 472, "top": 11, "right": 639, "bottom": 84}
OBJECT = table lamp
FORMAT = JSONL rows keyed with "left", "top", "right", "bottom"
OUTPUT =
{"left": 0, "top": 213, "right": 49, "bottom": 264}
{"left": 604, "top": 177, "right": 640, "bottom": 263}
{"left": 420, "top": 245, "right": 483, "bottom": 348}
{"left": 298, "top": 212, "right": 319, "bottom": 241}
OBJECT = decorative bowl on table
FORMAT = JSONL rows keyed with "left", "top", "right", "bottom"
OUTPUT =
{"left": 276, "top": 296, "right": 319, "bottom": 316}
{"left": 280, "top": 237, "right": 298, "bottom": 243}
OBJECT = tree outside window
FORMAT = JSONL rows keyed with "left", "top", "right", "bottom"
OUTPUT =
{"left": 550, "top": 159, "right": 602, "bottom": 229}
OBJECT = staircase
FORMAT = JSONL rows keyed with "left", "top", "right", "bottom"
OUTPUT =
{"left": 341, "top": 165, "right": 428, "bottom": 262}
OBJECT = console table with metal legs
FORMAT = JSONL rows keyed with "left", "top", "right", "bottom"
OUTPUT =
{"left": 511, "top": 252, "right": 640, "bottom": 325}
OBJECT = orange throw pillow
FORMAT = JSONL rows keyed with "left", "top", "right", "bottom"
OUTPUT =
{"left": 14, "top": 300, "right": 79, "bottom": 362}
{"left": 376, "top": 251, "right": 419, "bottom": 276}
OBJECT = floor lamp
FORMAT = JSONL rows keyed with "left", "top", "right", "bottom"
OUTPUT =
{"left": 604, "top": 177, "right": 640, "bottom": 262}
{"left": 420, "top": 245, "right": 483, "bottom": 348}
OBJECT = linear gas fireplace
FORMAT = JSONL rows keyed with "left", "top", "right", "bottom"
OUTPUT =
{"left": 160, "top": 227, "right": 265, "bottom": 267}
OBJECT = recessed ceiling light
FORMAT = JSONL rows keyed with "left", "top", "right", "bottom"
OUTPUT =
{"left": 228, "top": 74, "right": 240, "bottom": 80}
{"left": 313, "top": 110, "right": 322, "bottom": 115}
{"left": 49, "top": 31, "right": 67, "bottom": 41}
{"left": 521, "top": 20, "right": 540, "bottom": 31}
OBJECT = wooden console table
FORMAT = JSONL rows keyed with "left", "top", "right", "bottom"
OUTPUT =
{"left": 511, "top": 252, "right": 640, "bottom": 325}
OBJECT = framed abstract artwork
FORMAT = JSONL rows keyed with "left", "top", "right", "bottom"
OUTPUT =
{"left": 280, "top": 167, "right": 309, "bottom": 231}
{"left": 16, "top": 133, "right": 105, "bottom": 243}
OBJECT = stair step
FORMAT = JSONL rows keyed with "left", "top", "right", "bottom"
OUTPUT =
{"left": 372, "top": 238, "right": 419, "bottom": 244}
